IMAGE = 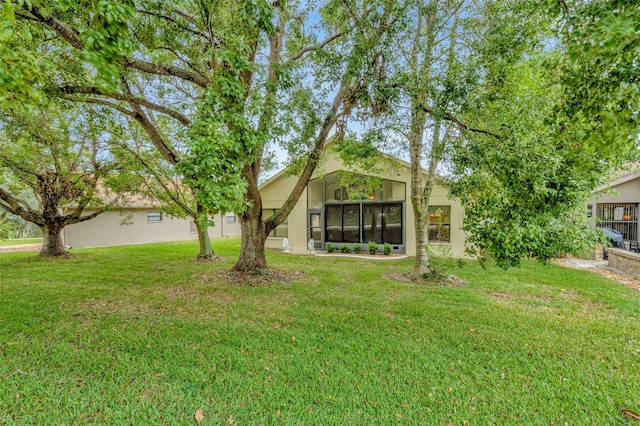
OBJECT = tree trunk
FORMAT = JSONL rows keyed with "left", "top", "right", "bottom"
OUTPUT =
{"left": 411, "top": 117, "right": 444, "bottom": 278}
{"left": 409, "top": 106, "right": 429, "bottom": 278}
{"left": 233, "top": 212, "right": 268, "bottom": 272}
{"left": 39, "top": 225, "right": 67, "bottom": 257}
{"left": 195, "top": 220, "right": 215, "bottom": 258}
{"left": 193, "top": 205, "right": 215, "bottom": 258}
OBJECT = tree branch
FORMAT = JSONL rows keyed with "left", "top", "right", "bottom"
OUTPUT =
{"left": 286, "top": 30, "right": 346, "bottom": 63}
{"left": 136, "top": 8, "right": 209, "bottom": 40}
{"left": 58, "top": 85, "right": 191, "bottom": 125}
{"left": 25, "top": 5, "right": 209, "bottom": 88}
{"left": 420, "top": 104, "right": 501, "bottom": 139}
{"left": 0, "top": 186, "right": 43, "bottom": 225}
{"left": 266, "top": 84, "right": 348, "bottom": 232}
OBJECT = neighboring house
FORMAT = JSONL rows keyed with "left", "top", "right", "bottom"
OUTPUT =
{"left": 261, "top": 150, "right": 466, "bottom": 257}
{"left": 588, "top": 169, "right": 640, "bottom": 245}
{"left": 62, "top": 200, "right": 241, "bottom": 248}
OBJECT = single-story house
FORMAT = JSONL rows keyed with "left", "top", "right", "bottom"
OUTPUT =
{"left": 261, "top": 150, "right": 466, "bottom": 257}
{"left": 62, "top": 202, "right": 241, "bottom": 249}
{"left": 63, "top": 150, "right": 466, "bottom": 255}
{"left": 587, "top": 168, "right": 640, "bottom": 245}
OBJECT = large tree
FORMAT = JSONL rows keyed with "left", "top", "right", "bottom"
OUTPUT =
{"left": 348, "top": 0, "right": 542, "bottom": 277}
{"left": 0, "top": 104, "right": 120, "bottom": 256}
{"left": 448, "top": 0, "right": 640, "bottom": 268}
{"left": 1, "top": 0, "right": 398, "bottom": 272}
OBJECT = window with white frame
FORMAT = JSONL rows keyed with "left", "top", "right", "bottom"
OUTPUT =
{"left": 226, "top": 213, "right": 237, "bottom": 223}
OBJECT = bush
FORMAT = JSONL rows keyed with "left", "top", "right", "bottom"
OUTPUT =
{"left": 368, "top": 241, "right": 378, "bottom": 255}
{"left": 339, "top": 243, "right": 351, "bottom": 253}
{"left": 326, "top": 242, "right": 335, "bottom": 253}
{"left": 352, "top": 242, "right": 362, "bottom": 253}
{"left": 383, "top": 242, "right": 392, "bottom": 255}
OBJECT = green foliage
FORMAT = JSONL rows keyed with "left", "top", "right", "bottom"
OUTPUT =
{"left": 450, "top": 12, "right": 639, "bottom": 268}
{"left": 383, "top": 242, "right": 392, "bottom": 255}
{"left": 352, "top": 242, "right": 362, "bottom": 253}
{"left": 367, "top": 240, "right": 378, "bottom": 255}
{"left": 325, "top": 242, "right": 335, "bottom": 253}
{"left": 552, "top": 0, "right": 640, "bottom": 164}
{"left": 0, "top": 211, "right": 12, "bottom": 239}
{"left": 339, "top": 243, "right": 350, "bottom": 253}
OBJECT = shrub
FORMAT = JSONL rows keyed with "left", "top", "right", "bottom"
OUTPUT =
{"left": 326, "top": 242, "right": 335, "bottom": 253}
{"left": 426, "top": 243, "right": 454, "bottom": 277}
{"left": 368, "top": 241, "right": 378, "bottom": 255}
{"left": 339, "top": 243, "right": 350, "bottom": 253}
{"left": 352, "top": 242, "right": 362, "bottom": 253}
{"left": 383, "top": 242, "right": 392, "bottom": 255}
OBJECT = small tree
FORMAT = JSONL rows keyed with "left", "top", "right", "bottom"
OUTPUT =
{"left": 0, "top": 104, "right": 120, "bottom": 256}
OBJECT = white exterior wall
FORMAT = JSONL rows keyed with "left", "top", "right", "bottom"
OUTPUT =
{"left": 62, "top": 210, "right": 241, "bottom": 248}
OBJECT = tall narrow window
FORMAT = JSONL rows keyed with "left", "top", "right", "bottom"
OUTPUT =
{"left": 428, "top": 206, "right": 450, "bottom": 243}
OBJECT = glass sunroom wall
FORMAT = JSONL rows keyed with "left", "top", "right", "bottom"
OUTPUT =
{"left": 384, "top": 180, "right": 405, "bottom": 201}
{"left": 343, "top": 204, "right": 360, "bottom": 242}
{"left": 326, "top": 205, "right": 342, "bottom": 242}
{"left": 308, "top": 178, "right": 323, "bottom": 209}
{"left": 363, "top": 204, "right": 382, "bottom": 242}
{"left": 324, "top": 173, "right": 343, "bottom": 202}
{"left": 383, "top": 204, "right": 403, "bottom": 244}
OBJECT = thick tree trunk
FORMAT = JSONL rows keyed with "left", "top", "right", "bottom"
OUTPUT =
{"left": 39, "top": 225, "right": 67, "bottom": 257}
{"left": 233, "top": 213, "right": 268, "bottom": 272}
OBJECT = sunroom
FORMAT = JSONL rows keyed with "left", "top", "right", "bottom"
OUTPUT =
{"left": 306, "top": 171, "right": 406, "bottom": 253}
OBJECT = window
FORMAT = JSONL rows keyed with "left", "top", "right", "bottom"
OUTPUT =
{"left": 226, "top": 213, "right": 237, "bottom": 223}
{"left": 189, "top": 221, "right": 197, "bottom": 233}
{"left": 325, "top": 204, "right": 360, "bottom": 242}
{"left": 596, "top": 203, "right": 638, "bottom": 241}
{"left": 147, "top": 212, "right": 162, "bottom": 223}
{"left": 263, "top": 209, "right": 288, "bottom": 238}
{"left": 327, "top": 202, "right": 402, "bottom": 244}
{"left": 311, "top": 171, "right": 406, "bottom": 204}
{"left": 428, "top": 206, "right": 451, "bottom": 243}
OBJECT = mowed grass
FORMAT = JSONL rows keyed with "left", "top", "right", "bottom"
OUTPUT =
{"left": 1, "top": 238, "right": 640, "bottom": 425}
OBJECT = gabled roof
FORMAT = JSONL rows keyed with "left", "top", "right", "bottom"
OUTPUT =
{"left": 259, "top": 145, "right": 433, "bottom": 191}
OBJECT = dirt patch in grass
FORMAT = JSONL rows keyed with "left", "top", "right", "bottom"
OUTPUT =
{"left": 0, "top": 243, "right": 41, "bottom": 252}
{"left": 383, "top": 271, "right": 467, "bottom": 287}
{"left": 194, "top": 254, "right": 229, "bottom": 262}
{"left": 199, "top": 267, "right": 306, "bottom": 287}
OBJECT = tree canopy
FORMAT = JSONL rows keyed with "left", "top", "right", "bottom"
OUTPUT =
{"left": 0, "top": 102, "right": 121, "bottom": 256}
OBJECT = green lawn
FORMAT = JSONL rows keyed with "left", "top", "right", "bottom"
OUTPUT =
{"left": 1, "top": 238, "right": 639, "bottom": 425}
{"left": 0, "top": 238, "right": 41, "bottom": 247}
